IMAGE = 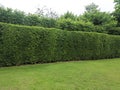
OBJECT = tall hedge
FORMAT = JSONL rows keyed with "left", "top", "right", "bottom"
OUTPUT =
{"left": 0, "top": 23, "right": 58, "bottom": 66}
{"left": 0, "top": 22, "right": 120, "bottom": 67}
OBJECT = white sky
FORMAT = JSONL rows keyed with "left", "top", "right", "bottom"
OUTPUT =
{"left": 0, "top": 0, "right": 114, "bottom": 15}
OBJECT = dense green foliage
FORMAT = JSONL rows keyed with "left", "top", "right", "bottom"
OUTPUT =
{"left": 59, "top": 11, "right": 77, "bottom": 20}
{"left": 80, "top": 3, "right": 117, "bottom": 32}
{"left": 0, "top": 7, "right": 25, "bottom": 25}
{"left": 108, "top": 27, "right": 120, "bottom": 35}
{"left": 0, "top": 23, "right": 56, "bottom": 66}
{"left": 0, "top": 2, "right": 120, "bottom": 67}
{"left": 0, "top": 22, "right": 120, "bottom": 66}
{"left": 113, "top": 0, "right": 120, "bottom": 26}
{"left": 57, "top": 19, "right": 94, "bottom": 32}
{"left": 0, "top": 6, "right": 57, "bottom": 28}
{"left": 0, "top": 4, "right": 119, "bottom": 35}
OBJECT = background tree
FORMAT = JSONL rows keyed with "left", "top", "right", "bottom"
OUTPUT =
{"left": 0, "top": 6, "right": 25, "bottom": 25}
{"left": 0, "top": 7, "right": 12, "bottom": 23}
{"left": 80, "top": 3, "right": 116, "bottom": 27}
{"left": 85, "top": 2, "right": 99, "bottom": 13}
{"left": 11, "top": 10, "right": 25, "bottom": 25}
{"left": 24, "top": 14, "right": 40, "bottom": 26}
{"left": 113, "top": 0, "right": 120, "bottom": 26}
{"left": 59, "top": 11, "right": 77, "bottom": 21}
{"left": 35, "top": 6, "right": 58, "bottom": 19}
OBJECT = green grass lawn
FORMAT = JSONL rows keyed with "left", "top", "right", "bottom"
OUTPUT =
{"left": 0, "top": 59, "right": 120, "bottom": 90}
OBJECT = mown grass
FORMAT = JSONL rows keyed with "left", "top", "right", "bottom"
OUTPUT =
{"left": 0, "top": 58, "right": 120, "bottom": 90}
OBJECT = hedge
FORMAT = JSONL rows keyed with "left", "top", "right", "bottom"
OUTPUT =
{"left": 0, "top": 22, "right": 120, "bottom": 67}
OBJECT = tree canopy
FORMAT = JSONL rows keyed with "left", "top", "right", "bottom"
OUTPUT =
{"left": 113, "top": 0, "right": 120, "bottom": 26}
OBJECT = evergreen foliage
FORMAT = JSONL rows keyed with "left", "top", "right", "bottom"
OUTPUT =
{"left": 0, "top": 23, "right": 120, "bottom": 67}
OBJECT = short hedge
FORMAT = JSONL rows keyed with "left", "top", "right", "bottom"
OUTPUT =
{"left": 0, "top": 22, "right": 120, "bottom": 67}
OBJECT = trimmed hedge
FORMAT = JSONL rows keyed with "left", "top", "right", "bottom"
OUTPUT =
{"left": 0, "top": 22, "right": 120, "bottom": 67}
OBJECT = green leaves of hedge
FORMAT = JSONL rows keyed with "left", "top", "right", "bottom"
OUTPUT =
{"left": 0, "top": 22, "right": 120, "bottom": 67}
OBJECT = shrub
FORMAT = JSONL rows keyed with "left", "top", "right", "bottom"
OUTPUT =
{"left": 108, "top": 27, "right": 120, "bottom": 35}
{"left": 57, "top": 19, "right": 94, "bottom": 32}
{"left": 74, "top": 21, "right": 94, "bottom": 32}
{"left": 0, "top": 22, "right": 120, "bottom": 67}
{"left": 93, "top": 26, "right": 107, "bottom": 33}
{"left": 39, "top": 18, "right": 57, "bottom": 28}
{"left": 57, "top": 19, "right": 75, "bottom": 31}
{"left": 0, "top": 23, "right": 56, "bottom": 66}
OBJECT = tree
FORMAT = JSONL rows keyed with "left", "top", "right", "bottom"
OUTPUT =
{"left": 11, "top": 10, "right": 25, "bottom": 25}
{"left": 60, "top": 11, "right": 77, "bottom": 20}
{"left": 0, "top": 6, "right": 25, "bottom": 25}
{"left": 0, "top": 7, "right": 12, "bottom": 23}
{"left": 39, "top": 17, "right": 57, "bottom": 28}
{"left": 85, "top": 2, "right": 99, "bottom": 13}
{"left": 113, "top": 0, "right": 120, "bottom": 26}
{"left": 25, "top": 14, "right": 40, "bottom": 26}
{"left": 81, "top": 3, "right": 116, "bottom": 26}
{"left": 35, "top": 6, "right": 58, "bottom": 19}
